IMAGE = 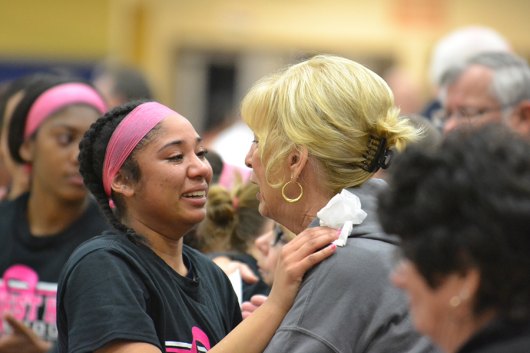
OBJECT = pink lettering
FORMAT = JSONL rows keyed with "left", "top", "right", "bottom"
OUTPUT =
{"left": 43, "top": 296, "right": 57, "bottom": 324}
{"left": 165, "top": 326, "right": 212, "bottom": 353}
{"left": 0, "top": 264, "right": 57, "bottom": 340}
{"left": 190, "top": 326, "right": 211, "bottom": 352}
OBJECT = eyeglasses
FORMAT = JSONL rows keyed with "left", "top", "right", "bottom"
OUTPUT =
{"left": 433, "top": 103, "right": 517, "bottom": 129}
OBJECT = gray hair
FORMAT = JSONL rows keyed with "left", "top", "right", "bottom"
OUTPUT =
{"left": 429, "top": 26, "right": 510, "bottom": 87}
{"left": 440, "top": 52, "right": 530, "bottom": 118}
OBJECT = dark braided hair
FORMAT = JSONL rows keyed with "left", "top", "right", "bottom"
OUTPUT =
{"left": 78, "top": 100, "right": 155, "bottom": 233}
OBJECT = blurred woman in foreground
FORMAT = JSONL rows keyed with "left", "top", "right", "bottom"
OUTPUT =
{"left": 379, "top": 124, "right": 530, "bottom": 352}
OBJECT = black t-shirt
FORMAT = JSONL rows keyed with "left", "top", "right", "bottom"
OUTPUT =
{"left": 57, "top": 230, "right": 242, "bottom": 353}
{"left": 0, "top": 193, "right": 110, "bottom": 342}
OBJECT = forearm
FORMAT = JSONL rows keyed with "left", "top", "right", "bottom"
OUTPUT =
{"left": 211, "top": 227, "right": 338, "bottom": 353}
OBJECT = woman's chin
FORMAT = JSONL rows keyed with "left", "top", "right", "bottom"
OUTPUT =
{"left": 258, "top": 203, "right": 271, "bottom": 219}
{"left": 187, "top": 209, "right": 207, "bottom": 225}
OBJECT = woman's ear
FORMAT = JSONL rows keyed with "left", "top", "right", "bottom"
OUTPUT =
{"left": 19, "top": 139, "right": 35, "bottom": 163}
{"left": 288, "top": 146, "right": 309, "bottom": 179}
{"left": 111, "top": 171, "right": 135, "bottom": 198}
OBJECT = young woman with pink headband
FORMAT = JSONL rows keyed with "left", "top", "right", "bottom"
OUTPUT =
{"left": 0, "top": 74, "right": 110, "bottom": 353}
{"left": 57, "top": 100, "right": 337, "bottom": 353}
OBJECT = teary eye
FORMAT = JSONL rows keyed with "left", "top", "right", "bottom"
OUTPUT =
{"left": 167, "top": 154, "right": 184, "bottom": 162}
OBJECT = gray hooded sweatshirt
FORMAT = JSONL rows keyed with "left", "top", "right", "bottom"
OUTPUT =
{"left": 263, "top": 178, "right": 439, "bottom": 353}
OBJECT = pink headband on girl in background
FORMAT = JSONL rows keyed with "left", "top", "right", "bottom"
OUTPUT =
{"left": 102, "top": 101, "right": 179, "bottom": 198}
{"left": 24, "top": 82, "right": 107, "bottom": 139}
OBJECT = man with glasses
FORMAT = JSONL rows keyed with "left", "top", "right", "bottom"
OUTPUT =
{"left": 435, "top": 51, "right": 530, "bottom": 137}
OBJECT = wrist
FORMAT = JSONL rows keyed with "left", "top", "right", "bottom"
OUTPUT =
{"left": 264, "top": 289, "right": 292, "bottom": 316}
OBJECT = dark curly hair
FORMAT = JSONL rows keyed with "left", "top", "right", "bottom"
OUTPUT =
{"left": 78, "top": 100, "right": 156, "bottom": 233}
{"left": 378, "top": 123, "right": 530, "bottom": 323}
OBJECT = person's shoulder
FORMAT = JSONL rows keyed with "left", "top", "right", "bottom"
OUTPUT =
{"left": 302, "top": 234, "right": 397, "bottom": 291}
{"left": 184, "top": 245, "right": 220, "bottom": 269}
{"left": 80, "top": 197, "right": 112, "bottom": 231}
{"left": 0, "top": 192, "right": 27, "bottom": 210}
{"left": 0, "top": 193, "right": 27, "bottom": 228}
{"left": 330, "top": 237, "right": 394, "bottom": 265}
{"left": 355, "top": 178, "right": 388, "bottom": 195}
{"left": 60, "top": 230, "right": 153, "bottom": 286}
{"left": 67, "top": 230, "right": 129, "bottom": 262}
{"left": 0, "top": 198, "right": 16, "bottom": 219}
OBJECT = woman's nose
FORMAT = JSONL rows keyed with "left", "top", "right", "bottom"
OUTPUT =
{"left": 190, "top": 155, "right": 213, "bottom": 180}
{"left": 244, "top": 145, "right": 254, "bottom": 168}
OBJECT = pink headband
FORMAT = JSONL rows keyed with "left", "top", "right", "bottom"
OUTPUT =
{"left": 24, "top": 82, "right": 107, "bottom": 139}
{"left": 102, "top": 101, "right": 179, "bottom": 197}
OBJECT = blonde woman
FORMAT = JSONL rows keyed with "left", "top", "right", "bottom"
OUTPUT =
{"left": 242, "top": 55, "right": 437, "bottom": 352}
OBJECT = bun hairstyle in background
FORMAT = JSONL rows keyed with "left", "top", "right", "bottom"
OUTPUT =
{"left": 197, "top": 181, "right": 270, "bottom": 254}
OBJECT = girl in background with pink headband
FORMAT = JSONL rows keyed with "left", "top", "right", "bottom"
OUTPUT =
{"left": 0, "top": 74, "right": 111, "bottom": 353}
{"left": 57, "top": 100, "right": 337, "bottom": 353}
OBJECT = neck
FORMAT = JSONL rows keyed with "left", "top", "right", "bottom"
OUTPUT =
{"left": 27, "top": 192, "right": 88, "bottom": 236}
{"left": 125, "top": 216, "right": 188, "bottom": 276}
{"left": 438, "top": 310, "right": 497, "bottom": 353}
{"left": 285, "top": 187, "right": 334, "bottom": 234}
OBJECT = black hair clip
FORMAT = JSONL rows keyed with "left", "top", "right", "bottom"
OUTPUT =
{"left": 360, "top": 136, "right": 393, "bottom": 173}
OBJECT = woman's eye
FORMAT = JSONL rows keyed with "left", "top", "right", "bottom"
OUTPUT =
{"left": 56, "top": 133, "right": 73, "bottom": 146}
{"left": 197, "top": 149, "right": 208, "bottom": 159}
{"left": 168, "top": 154, "right": 184, "bottom": 162}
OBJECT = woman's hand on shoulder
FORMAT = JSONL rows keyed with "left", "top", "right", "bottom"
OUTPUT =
{"left": 268, "top": 226, "right": 338, "bottom": 313}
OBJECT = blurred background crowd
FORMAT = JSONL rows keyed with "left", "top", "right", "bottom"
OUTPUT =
{"left": 1, "top": 1, "right": 530, "bottom": 352}
{"left": 1, "top": 0, "right": 529, "bottom": 150}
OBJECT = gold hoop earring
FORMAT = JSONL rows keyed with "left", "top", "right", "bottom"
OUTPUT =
{"left": 281, "top": 179, "right": 303, "bottom": 203}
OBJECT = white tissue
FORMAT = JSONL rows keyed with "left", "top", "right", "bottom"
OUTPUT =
{"left": 317, "top": 189, "right": 367, "bottom": 247}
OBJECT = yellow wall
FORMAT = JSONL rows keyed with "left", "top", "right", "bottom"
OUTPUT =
{"left": 0, "top": 0, "right": 110, "bottom": 60}
{"left": 107, "top": 0, "right": 530, "bottom": 105}
{"left": 1, "top": 0, "right": 530, "bottom": 106}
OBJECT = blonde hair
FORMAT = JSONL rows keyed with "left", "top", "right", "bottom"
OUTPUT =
{"left": 241, "top": 54, "right": 419, "bottom": 193}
